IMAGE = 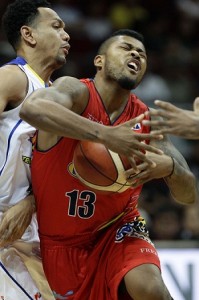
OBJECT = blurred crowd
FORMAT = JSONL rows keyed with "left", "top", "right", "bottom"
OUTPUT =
{"left": 0, "top": 0, "right": 199, "bottom": 241}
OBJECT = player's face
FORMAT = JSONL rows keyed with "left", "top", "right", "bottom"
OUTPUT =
{"left": 103, "top": 36, "right": 147, "bottom": 90}
{"left": 32, "top": 7, "right": 70, "bottom": 67}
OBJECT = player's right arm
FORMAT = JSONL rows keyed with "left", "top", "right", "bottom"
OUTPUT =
{"left": 0, "top": 65, "right": 36, "bottom": 245}
{"left": 20, "top": 76, "right": 163, "bottom": 170}
{"left": 0, "top": 65, "right": 27, "bottom": 114}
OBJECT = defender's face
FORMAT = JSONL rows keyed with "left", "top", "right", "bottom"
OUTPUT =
{"left": 103, "top": 36, "right": 147, "bottom": 89}
{"left": 32, "top": 7, "right": 70, "bottom": 66}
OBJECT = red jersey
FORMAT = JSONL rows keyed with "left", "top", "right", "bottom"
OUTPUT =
{"left": 31, "top": 78, "right": 150, "bottom": 242}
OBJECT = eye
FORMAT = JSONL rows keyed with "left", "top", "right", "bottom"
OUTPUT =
{"left": 53, "top": 22, "right": 61, "bottom": 29}
{"left": 121, "top": 46, "right": 130, "bottom": 51}
{"left": 139, "top": 53, "right": 147, "bottom": 59}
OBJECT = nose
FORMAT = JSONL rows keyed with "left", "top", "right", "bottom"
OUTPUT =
{"left": 62, "top": 30, "right": 70, "bottom": 42}
{"left": 131, "top": 50, "right": 140, "bottom": 59}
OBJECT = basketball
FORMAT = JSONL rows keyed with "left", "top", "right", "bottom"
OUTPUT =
{"left": 73, "top": 140, "right": 132, "bottom": 193}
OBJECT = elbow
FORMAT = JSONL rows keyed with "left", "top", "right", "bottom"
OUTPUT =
{"left": 19, "top": 104, "right": 28, "bottom": 121}
{"left": 184, "top": 173, "right": 198, "bottom": 205}
{"left": 183, "top": 195, "right": 197, "bottom": 205}
{"left": 175, "top": 197, "right": 196, "bottom": 206}
{"left": 19, "top": 97, "right": 40, "bottom": 126}
{"left": 173, "top": 193, "right": 196, "bottom": 206}
{"left": 190, "top": 173, "right": 198, "bottom": 204}
{"left": 177, "top": 173, "right": 198, "bottom": 205}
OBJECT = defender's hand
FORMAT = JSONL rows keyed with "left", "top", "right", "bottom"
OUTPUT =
{"left": 143, "top": 100, "right": 199, "bottom": 139}
{"left": 0, "top": 194, "right": 36, "bottom": 248}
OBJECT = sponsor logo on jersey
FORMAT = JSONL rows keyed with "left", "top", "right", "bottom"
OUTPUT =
{"left": 140, "top": 248, "right": 158, "bottom": 255}
{"left": 86, "top": 113, "right": 103, "bottom": 124}
{"left": 22, "top": 155, "right": 31, "bottom": 165}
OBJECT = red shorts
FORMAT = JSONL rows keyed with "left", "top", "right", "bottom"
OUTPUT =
{"left": 40, "top": 218, "right": 160, "bottom": 300}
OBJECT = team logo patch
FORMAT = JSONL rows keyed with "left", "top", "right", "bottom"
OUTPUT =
{"left": 115, "top": 217, "right": 150, "bottom": 243}
{"left": 132, "top": 123, "right": 141, "bottom": 130}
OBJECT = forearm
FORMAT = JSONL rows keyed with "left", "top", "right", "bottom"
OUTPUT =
{"left": 164, "top": 158, "right": 197, "bottom": 205}
{"left": 20, "top": 99, "right": 107, "bottom": 143}
{"left": 20, "top": 96, "right": 164, "bottom": 161}
{"left": 23, "top": 194, "right": 36, "bottom": 213}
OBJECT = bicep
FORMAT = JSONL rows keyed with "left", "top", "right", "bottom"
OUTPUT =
{"left": 26, "top": 87, "right": 73, "bottom": 109}
{"left": 25, "top": 76, "right": 89, "bottom": 112}
{"left": 0, "top": 71, "right": 15, "bottom": 113}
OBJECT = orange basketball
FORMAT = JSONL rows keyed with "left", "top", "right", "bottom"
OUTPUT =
{"left": 73, "top": 140, "right": 132, "bottom": 193}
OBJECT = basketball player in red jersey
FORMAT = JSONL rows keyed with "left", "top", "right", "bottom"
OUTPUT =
{"left": 20, "top": 29, "right": 197, "bottom": 300}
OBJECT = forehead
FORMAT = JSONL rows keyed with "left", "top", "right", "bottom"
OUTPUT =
{"left": 37, "top": 7, "right": 63, "bottom": 24}
{"left": 111, "top": 35, "right": 145, "bottom": 52}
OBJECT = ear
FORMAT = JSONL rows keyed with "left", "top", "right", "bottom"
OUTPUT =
{"left": 20, "top": 25, "right": 37, "bottom": 46}
{"left": 94, "top": 55, "right": 104, "bottom": 69}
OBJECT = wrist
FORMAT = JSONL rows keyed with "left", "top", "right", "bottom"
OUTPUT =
{"left": 95, "top": 124, "right": 110, "bottom": 144}
{"left": 166, "top": 156, "right": 175, "bottom": 178}
{"left": 27, "top": 194, "right": 36, "bottom": 213}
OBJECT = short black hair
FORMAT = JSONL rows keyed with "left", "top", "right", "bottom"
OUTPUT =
{"left": 2, "top": 0, "right": 51, "bottom": 50}
{"left": 97, "top": 29, "right": 145, "bottom": 55}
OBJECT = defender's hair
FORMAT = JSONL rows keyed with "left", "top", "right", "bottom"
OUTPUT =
{"left": 2, "top": 0, "right": 51, "bottom": 50}
{"left": 97, "top": 29, "right": 145, "bottom": 55}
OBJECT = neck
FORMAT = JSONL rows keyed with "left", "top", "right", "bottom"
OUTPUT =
{"left": 93, "top": 76, "right": 130, "bottom": 113}
{"left": 17, "top": 51, "right": 59, "bottom": 84}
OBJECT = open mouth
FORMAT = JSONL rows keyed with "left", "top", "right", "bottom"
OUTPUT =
{"left": 127, "top": 61, "right": 140, "bottom": 72}
{"left": 62, "top": 47, "right": 69, "bottom": 55}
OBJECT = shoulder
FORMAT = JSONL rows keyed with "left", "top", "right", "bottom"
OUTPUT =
{"left": 32, "top": 76, "right": 90, "bottom": 114}
{"left": 0, "top": 65, "right": 28, "bottom": 104}
{"left": 130, "top": 93, "right": 149, "bottom": 113}
{"left": 52, "top": 76, "right": 89, "bottom": 100}
{"left": 0, "top": 64, "right": 27, "bottom": 83}
{"left": 53, "top": 76, "right": 87, "bottom": 89}
{"left": 0, "top": 65, "right": 27, "bottom": 93}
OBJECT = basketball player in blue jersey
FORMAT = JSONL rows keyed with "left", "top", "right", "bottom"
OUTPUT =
{"left": 0, "top": 0, "right": 70, "bottom": 298}
{"left": 20, "top": 29, "right": 197, "bottom": 300}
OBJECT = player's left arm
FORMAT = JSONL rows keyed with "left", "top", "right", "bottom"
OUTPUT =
{"left": 151, "top": 133, "right": 197, "bottom": 205}
{"left": 125, "top": 111, "right": 197, "bottom": 205}
{"left": 149, "top": 111, "right": 197, "bottom": 205}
